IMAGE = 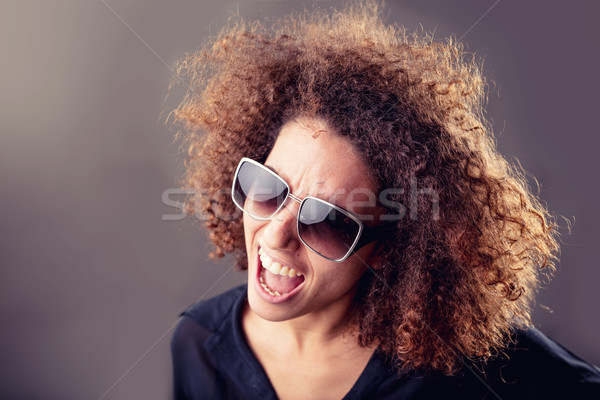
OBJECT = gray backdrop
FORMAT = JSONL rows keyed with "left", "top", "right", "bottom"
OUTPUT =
{"left": 1, "top": 1, "right": 598, "bottom": 399}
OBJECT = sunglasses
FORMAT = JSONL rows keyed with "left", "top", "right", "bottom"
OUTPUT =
{"left": 231, "top": 157, "right": 384, "bottom": 262}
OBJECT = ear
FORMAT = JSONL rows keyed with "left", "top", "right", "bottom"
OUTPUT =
{"left": 368, "top": 241, "right": 387, "bottom": 270}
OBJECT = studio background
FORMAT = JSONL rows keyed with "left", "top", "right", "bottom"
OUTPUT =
{"left": 1, "top": 1, "right": 598, "bottom": 399}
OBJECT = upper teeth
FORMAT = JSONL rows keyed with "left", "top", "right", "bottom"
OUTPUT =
{"left": 259, "top": 248, "right": 303, "bottom": 278}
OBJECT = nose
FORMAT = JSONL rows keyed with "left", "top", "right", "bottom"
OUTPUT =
{"left": 262, "top": 200, "right": 301, "bottom": 253}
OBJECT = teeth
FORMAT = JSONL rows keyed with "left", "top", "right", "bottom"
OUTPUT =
{"left": 270, "top": 262, "right": 282, "bottom": 275}
{"left": 260, "top": 254, "right": 270, "bottom": 268}
{"left": 258, "top": 248, "right": 305, "bottom": 297}
{"left": 258, "top": 249, "right": 303, "bottom": 278}
{"left": 261, "top": 283, "right": 275, "bottom": 296}
{"left": 260, "top": 280, "right": 281, "bottom": 296}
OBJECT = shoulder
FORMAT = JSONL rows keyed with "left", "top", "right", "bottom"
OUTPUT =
{"left": 178, "top": 284, "right": 247, "bottom": 331}
{"left": 170, "top": 284, "right": 247, "bottom": 400}
{"left": 472, "top": 327, "right": 600, "bottom": 399}
{"left": 504, "top": 327, "right": 600, "bottom": 380}
{"left": 171, "top": 284, "right": 247, "bottom": 353}
{"left": 416, "top": 327, "right": 600, "bottom": 400}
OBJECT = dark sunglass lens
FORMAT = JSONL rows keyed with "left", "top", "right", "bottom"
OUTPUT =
{"left": 298, "top": 199, "right": 360, "bottom": 260}
{"left": 233, "top": 161, "right": 288, "bottom": 218}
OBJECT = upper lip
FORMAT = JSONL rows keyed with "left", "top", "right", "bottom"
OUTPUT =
{"left": 258, "top": 245, "right": 306, "bottom": 275}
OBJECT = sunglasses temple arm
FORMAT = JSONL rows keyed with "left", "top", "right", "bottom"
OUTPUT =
{"left": 353, "top": 223, "right": 388, "bottom": 253}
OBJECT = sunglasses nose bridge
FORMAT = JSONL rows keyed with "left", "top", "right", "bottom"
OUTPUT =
{"left": 279, "top": 191, "right": 310, "bottom": 227}
{"left": 287, "top": 192, "right": 303, "bottom": 205}
{"left": 274, "top": 191, "right": 302, "bottom": 222}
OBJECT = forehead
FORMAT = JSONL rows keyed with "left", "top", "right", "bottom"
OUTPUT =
{"left": 265, "top": 119, "right": 378, "bottom": 208}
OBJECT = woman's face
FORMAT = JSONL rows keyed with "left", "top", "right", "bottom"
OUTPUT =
{"left": 244, "top": 118, "right": 382, "bottom": 323}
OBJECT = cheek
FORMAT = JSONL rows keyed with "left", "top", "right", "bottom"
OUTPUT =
{"left": 243, "top": 221, "right": 253, "bottom": 251}
{"left": 310, "top": 256, "right": 366, "bottom": 290}
{"left": 332, "top": 260, "right": 369, "bottom": 289}
{"left": 242, "top": 214, "right": 264, "bottom": 250}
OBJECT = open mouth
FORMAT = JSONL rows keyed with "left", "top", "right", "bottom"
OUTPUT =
{"left": 256, "top": 247, "right": 306, "bottom": 301}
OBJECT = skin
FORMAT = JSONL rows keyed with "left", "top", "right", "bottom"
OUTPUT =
{"left": 241, "top": 118, "right": 383, "bottom": 400}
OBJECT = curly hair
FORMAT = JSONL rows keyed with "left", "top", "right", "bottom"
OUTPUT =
{"left": 168, "top": 2, "right": 564, "bottom": 375}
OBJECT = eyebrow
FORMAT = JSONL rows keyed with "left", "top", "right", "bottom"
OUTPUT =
{"left": 264, "top": 162, "right": 373, "bottom": 214}
{"left": 264, "top": 163, "right": 308, "bottom": 199}
{"left": 263, "top": 163, "right": 279, "bottom": 175}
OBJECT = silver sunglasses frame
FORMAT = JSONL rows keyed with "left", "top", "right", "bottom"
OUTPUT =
{"left": 231, "top": 157, "right": 365, "bottom": 262}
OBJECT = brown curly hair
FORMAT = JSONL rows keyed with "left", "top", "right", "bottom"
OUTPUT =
{"left": 168, "top": 2, "right": 564, "bottom": 375}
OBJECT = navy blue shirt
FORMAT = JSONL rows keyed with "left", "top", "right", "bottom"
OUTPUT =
{"left": 171, "top": 284, "right": 600, "bottom": 399}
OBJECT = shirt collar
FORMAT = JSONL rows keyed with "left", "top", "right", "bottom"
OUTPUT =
{"left": 203, "top": 284, "right": 406, "bottom": 399}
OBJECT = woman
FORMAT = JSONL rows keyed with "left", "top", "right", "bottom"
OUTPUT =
{"left": 169, "top": 3, "right": 600, "bottom": 399}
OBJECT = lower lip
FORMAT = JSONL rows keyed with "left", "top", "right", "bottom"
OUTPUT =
{"left": 253, "top": 249, "right": 305, "bottom": 304}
